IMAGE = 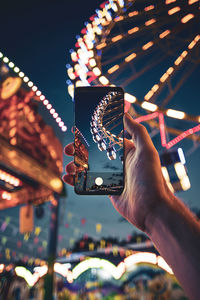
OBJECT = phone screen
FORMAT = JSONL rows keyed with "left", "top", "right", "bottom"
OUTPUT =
{"left": 74, "top": 86, "right": 124, "bottom": 195}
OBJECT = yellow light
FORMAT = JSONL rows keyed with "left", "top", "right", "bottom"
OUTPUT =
{"left": 8, "top": 62, "right": 14, "bottom": 68}
{"left": 144, "top": 90, "right": 154, "bottom": 101}
{"left": 188, "top": 40, "right": 196, "bottom": 49}
{"left": 166, "top": 67, "right": 174, "bottom": 75}
{"left": 19, "top": 72, "right": 24, "bottom": 78}
{"left": 88, "top": 50, "right": 94, "bottom": 58}
{"left": 166, "top": 109, "right": 185, "bottom": 119}
{"left": 75, "top": 80, "right": 85, "bottom": 87}
{"left": 107, "top": 64, "right": 119, "bottom": 74}
{"left": 124, "top": 252, "right": 157, "bottom": 268}
{"left": 180, "top": 175, "right": 191, "bottom": 191}
{"left": 28, "top": 81, "right": 33, "bottom": 87}
{"left": 181, "top": 50, "right": 188, "bottom": 58}
{"left": 128, "top": 11, "right": 139, "bottom": 17}
{"left": 174, "top": 162, "right": 187, "bottom": 179}
{"left": 194, "top": 35, "right": 200, "bottom": 42}
{"left": 96, "top": 42, "right": 107, "bottom": 50}
{"left": 188, "top": 0, "right": 198, "bottom": 3}
{"left": 89, "top": 58, "right": 96, "bottom": 67}
{"left": 160, "top": 73, "right": 169, "bottom": 82}
{"left": 174, "top": 56, "right": 183, "bottom": 65}
{"left": 152, "top": 84, "right": 159, "bottom": 92}
{"left": 128, "top": 26, "right": 139, "bottom": 35}
{"left": 141, "top": 101, "right": 158, "bottom": 112}
{"left": 99, "top": 76, "right": 109, "bottom": 85}
{"left": 181, "top": 13, "right": 194, "bottom": 23}
{"left": 23, "top": 76, "right": 29, "bottom": 82}
{"left": 145, "top": 19, "right": 156, "bottom": 26}
{"left": 14, "top": 67, "right": 20, "bottom": 73}
{"left": 93, "top": 67, "right": 101, "bottom": 76}
{"left": 3, "top": 57, "right": 9, "bottom": 63}
{"left": 124, "top": 93, "right": 136, "bottom": 103}
{"left": 144, "top": 5, "right": 155, "bottom": 11}
{"left": 68, "top": 84, "right": 74, "bottom": 98}
{"left": 112, "top": 35, "right": 123, "bottom": 42}
{"left": 168, "top": 7, "right": 180, "bottom": 15}
{"left": 114, "top": 16, "right": 124, "bottom": 22}
{"left": 125, "top": 52, "right": 136, "bottom": 62}
{"left": 0, "top": 52, "right": 3, "bottom": 58}
{"left": 162, "top": 167, "right": 170, "bottom": 182}
{"left": 166, "top": 0, "right": 176, "bottom": 3}
{"left": 142, "top": 41, "right": 153, "bottom": 50}
{"left": 49, "top": 178, "right": 63, "bottom": 192}
{"left": 157, "top": 256, "right": 173, "bottom": 274}
{"left": 159, "top": 30, "right": 170, "bottom": 39}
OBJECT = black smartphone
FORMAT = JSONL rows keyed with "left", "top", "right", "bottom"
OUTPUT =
{"left": 74, "top": 86, "right": 124, "bottom": 195}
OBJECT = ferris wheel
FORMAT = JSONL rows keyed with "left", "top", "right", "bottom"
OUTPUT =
{"left": 90, "top": 91, "right": 123, "bottom": 160}
{"left": 66, "top": 0, "right": 200, "bottom": 191}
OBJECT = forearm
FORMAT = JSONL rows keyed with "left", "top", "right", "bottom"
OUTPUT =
{"left": 145, "top": 194, "right": 200, "bottom": 300}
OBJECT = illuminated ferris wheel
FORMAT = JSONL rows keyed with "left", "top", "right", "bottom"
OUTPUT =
{"left": 66, "top": 0, "right": 200, "bottom": 191}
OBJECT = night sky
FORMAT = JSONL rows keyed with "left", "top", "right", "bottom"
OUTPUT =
{"left": 0, "top": 0, "right": 200, "bottom": 259}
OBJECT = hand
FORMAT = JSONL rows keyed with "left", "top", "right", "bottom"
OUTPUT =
{"left": 63, "top": 113, "right": 172, "bottom": 232}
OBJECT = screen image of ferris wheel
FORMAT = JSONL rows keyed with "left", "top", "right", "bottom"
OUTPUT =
{"left": 74, "top": 87, "right": 124, "bottom": 195}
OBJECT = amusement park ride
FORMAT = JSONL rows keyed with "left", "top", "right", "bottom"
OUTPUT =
{"left": 66, "top": 0, "right": 200, "bottom": 193}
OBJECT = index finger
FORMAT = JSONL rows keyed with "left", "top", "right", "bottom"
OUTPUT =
{"left": 64, "top": 143, "right": 75, "bottom": 156}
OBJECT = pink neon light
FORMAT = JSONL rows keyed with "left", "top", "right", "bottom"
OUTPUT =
{"left": 134, "top": 113, "right": 200, "bottom": 149}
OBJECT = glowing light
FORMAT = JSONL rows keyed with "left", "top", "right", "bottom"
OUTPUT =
{"left": 124, "top": 93, "right": 136, "bottom": 103}
{"left": 40, "top": 95, "right": 45, "bottom": 101}
{"left": 99, "top": 76, "right": 109, "bottom": 85}
{"left": 50, "top": 178, "right": 63, "bottom": 192}
{"left": 56, "top": 117, "right": 61, "bottom": 123}
{"left": 2, "top": 192, "right": 11, "bottom": 201}
{"left": 152, "top": 84, "right": 159, "bottom": 92}
{"left": 14, "top": 67, "right": 20, "bottom": 73}
{"left": 0, "top": 52, "right": 3, "bottom": 58}
{"left": 36, "top": 90, "right": 41, "bottom": 96}
{"left": 89, "top": 58, "right": 96, "bottom": 67}
{"left": 28, "top": 81, "right": 33, "bottom": 87}
{"left": 141, "top": 101, "right": 158, "bottom": 112}
{"left": 59, "top": 121, "right": 64, "bottom": 127}
{"left": 181, "top": 14, "right": 194, "bottom": 23}
{"left": 144, "top": 5, "right": 155, "bottom": 11}
{"left": 166, "top": 109, "right": 185, "bottom": 119}
{"left": 19, "top": 71, "right": 24, "bottom": 78}
{"left": 166, "top": 67, "right": 174, "bottom": 75}
{"left": 32, "top": 86, "right": 38, "bottom": 92}
{"left": 145, "top": 19, "right": 156, "bottom": 26}
{"left": 3, "top": 57, "right": 9, "bottom": 63}
{"left": 161, "top": 167, "right": 170, "bottom": 182}
{"left": 166, "top": 0, "right": 176, "bottom": 3}
{"left": 93, "top": 67, "right": 101, "bottom": 76}
{"left": 8, "top": 62, "right": 14, "bottom": 68}
{"left": 47, "top": 104, "right": 52, "bottom": 110}
{"left": 157, "top": 256, "right": 173, "bottom": 274}
{"left": 107, "top": 64, "right": 119, "bottom": 74}
{"left": 174, "top": 162, "right": 187, "bottom": 179}
{"left": 188, "top": 0, "right": 198, "bottom": 3}
{"left": 188, "top": 40, "right": 196, "bottom": 49}
{"left": 180, "top": 175, "right": 191, "bottom": 191}
{"left": 53, "top": 112, "right": 58, "bottom": 118}
{"left": 128, "top": 11, "right": 139, "bottom": 17}
{"left": 114, "top": 16, "right": 124, "bottom": 22}
{"left": 125, "top": 52, "right": 136, "bottom": 62}
{"left": 178, "top": 148, "right": 186, "bottom": 165}
{"left": 96, "top": 42, "right": 107, "bottom": 49}
{"left": 181, "top": 50, "right": 188, "bottom": 58}
{"left": 159, "top": 30, "right": 170, "bottom": 39}
{"left": 124, "top": 252, "right": 157, "bottom": 268}
{"left": 23, "top": 76, "right": 29, "bottom": 82}
{"left": 95, "top": 177, "right": 103, "bottom": 186}
{"left": 43, "top": 100, "right": 49, "bottom": 105}
{"left": 160, "top": 73, "right": 169, "bottom": 82}
{"left": 174, "top": 56, "right": 183, "bottom": 65}
{"left": 168, "top": 7, "right": 180, "bottom": 15}
{"left": 15, "top": 267, "right": 37, "bottom": 287}
{"left": 62, "top": 126, "right": 67, "bottom": 132}
{"left": 72, "top": 258, "right": 118, "bottom": 280}
{"left": 142, "top": 41, "right": 153, "bottom": 50}
{"left": 128, "top": 26, "right": 139, "bottom": 35}
{"left": 112, "top": 35, "right": 123, "bottom": 43}
{"left": 144, "top": 90, "right": 154, "bottom": 101}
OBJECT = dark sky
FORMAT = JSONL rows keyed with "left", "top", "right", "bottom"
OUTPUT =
{"left": 0, "top": 0, "right": 200, "bottom": 259}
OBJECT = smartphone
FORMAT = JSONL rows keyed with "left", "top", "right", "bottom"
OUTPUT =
{"left": 74, "top": 86, "right": 124, "bottom": 195}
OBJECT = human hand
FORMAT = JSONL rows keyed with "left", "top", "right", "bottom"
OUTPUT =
{"left": 63, "top": 113, "right": 172, "bottom": 232}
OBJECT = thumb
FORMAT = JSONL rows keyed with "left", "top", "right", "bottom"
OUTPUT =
{"left": 123, "top": 113, "right": 154, "bottom": 150}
